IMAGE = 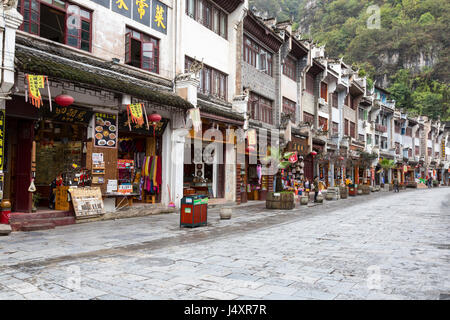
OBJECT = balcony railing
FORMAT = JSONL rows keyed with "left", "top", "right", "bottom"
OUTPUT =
{"left": 375, "top": 123, "right": 387, "bottom": 133}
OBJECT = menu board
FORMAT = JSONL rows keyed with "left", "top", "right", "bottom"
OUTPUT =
{"left": 94, "top": 113, "right": 117, "bottom": 148}
{"left": 68, "top": 187, "right": 104, "bottom": 219}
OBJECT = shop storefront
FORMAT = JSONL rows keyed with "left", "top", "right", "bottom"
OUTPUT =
{"left": 283, "top": 134, "right": 309, "bottom": 194}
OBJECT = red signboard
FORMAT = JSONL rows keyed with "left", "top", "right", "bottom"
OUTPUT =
{"left": 117, "top": 159, "right": 134, "bottom": 169}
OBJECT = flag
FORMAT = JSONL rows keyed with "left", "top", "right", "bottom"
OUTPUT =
{"left": 127, "top": 103, "right": 144, "bottom": 126}
{"left": 26, "top": 74, "right": 48, "bottom": 108}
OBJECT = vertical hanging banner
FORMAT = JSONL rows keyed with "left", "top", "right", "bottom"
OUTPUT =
{"left": 26, "top": 74, "right": 52, "bottom": 110}
{"left": 152, "top": 0, "right": 167, "bottom": 34}
{"left": 127, "top": 103, "right": 145, "bottom": 128}
{"left": 0, "top": 110, "right": 5, "bottom": 172}
{"left": 247, "top": 129, "right": 257, "bottom": 146}
{"left": 189, "top": 108, "right": 201, "bottom": 133}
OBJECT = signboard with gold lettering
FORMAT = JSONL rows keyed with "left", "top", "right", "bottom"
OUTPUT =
{"left": 113, "top": 0, "right": 132, "bottom": 18}
{"left": 133, "top": 0, "right": 150, "bottom": 25}
{"left": 42, "top": 105, "right": 93, "bottom": 124}
{"left": 0, "top": 110, "right": 5, "bottom": 172}
{"left": 152, "top": 0, "right": 167, "bottom": 34}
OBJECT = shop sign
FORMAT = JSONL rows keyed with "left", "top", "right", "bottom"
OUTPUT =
{"left": 442, "top": 139, "right": 446, "bottom": 159}
{"left": 117, "top": 159, "right": 134, "bottom": 169}
{"left": 94, "top": 113, "right": 117, "bottom": 148}
{"left": 0, "top": 110, "right": 5, "bottom": 172}
{"left": 247, "top": 129, "right": 257, "bottom": 146}
{"left": 119, "top": 113, "right": 168, "bottom": 136}
{"left": 92, "top": 0, "right": 167, "bottom": 32}
{"left": 118, "top": 184, "right": 133, "bottom": 194}
{"left": 288, "top": 152, "right": 298, "bottom": 164}
{"left": 69, "top": 187, "right": 104, "bottom": 218}
{"left": 42, "top": 105, "right": 93, "bottom": 124}
{"left": 287, "top": 136, "right": 308, "bottom": 155}
{"left": 127, "top": 103, "right": 145, "bottom": 127}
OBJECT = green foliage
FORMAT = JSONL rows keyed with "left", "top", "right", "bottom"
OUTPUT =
{"left": 249, "top": 0, "right": 449, "bottom": 119}
{"left": 379, "top": 158, "right": 396, "bottom": 169}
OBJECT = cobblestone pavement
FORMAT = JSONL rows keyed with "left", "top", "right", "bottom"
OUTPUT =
{"left": 0, "top": 188, "right": 449, "bottom": 300}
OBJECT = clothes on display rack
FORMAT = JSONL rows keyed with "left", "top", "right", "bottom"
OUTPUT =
{"left": 141, "top": 156, "right": 162, "bottom": 194}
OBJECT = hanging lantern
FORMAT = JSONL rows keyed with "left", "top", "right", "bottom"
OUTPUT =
{"left": 148, "top": 112, "right": 162, "bottom": 136}
{"left": 246, "top": 146, "right": 256, "bottom": 153}
{"left": 148, "top": 112, "right": 162, "bottom": 123}
{"left": 311, "top": 151, "right": 317, "bottom": 156}
{"left": 55, "top": 93, "right": 74, "bottom": 107}
{"left": 339, "top": 156, "right": 345, "bottom": 161}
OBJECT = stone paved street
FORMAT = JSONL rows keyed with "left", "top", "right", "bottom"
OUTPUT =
{"left": 0, "top": 188, "right": 449, "bottom": 300}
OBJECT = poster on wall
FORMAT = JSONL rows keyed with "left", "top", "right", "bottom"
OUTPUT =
{"left": 94, "top": 113, "right": 117, "bottom": 148}
{"left": 68, "top": 187, "right": 104, "bottom": 219}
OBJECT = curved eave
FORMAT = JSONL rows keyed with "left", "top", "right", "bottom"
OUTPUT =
{"left": 15, "top": 46, "right": 193, "bottom": 110}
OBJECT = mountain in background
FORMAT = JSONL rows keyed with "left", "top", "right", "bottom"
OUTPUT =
{"left": 249, "top": 0, "right": 449, "bottom": 120}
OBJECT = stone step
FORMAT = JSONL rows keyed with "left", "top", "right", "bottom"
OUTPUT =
{"left": 21, "top": 222, "right": 56, "bottom": 232}
{"left": 10, "top": 210, "right": 73, "bottom": 222}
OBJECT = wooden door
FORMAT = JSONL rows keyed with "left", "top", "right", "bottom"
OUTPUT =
{"left": 14, "top": 120, "right": 34, "bottom": 212}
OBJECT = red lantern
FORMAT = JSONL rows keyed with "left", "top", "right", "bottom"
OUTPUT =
{"left": 246, "top": 146, "right": 256, "bottom": 153}
{"left": 55, "top": 94, "right": 74, "bottom": 107}
{"left": 148, "top": 112, "right": 162, "bottom": 123}
{"left": 339, "top": 156, "right": 344, "bottom": 161}
{"left": 311, "top": 151, "right": 317, "bottom": 156}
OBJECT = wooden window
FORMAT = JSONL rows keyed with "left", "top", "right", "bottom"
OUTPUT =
{"left": 282, "top": 56, "right": 296, "bottom": 81}
{"left": 282, "top": 97, "right": 296, "bottom": 120}
{"left": 186, "top": 0, "right": 227, "bottom": 39}
{"left": 350, "top": 121, "right": 356, "bottom": 138}
{"left": 243, "top": 35, "right": 273, "bottom": 77}
{"left": 305, "top": 73, "right": 314, "bottom": 94}
{"left": 18, "top": 0, "right": 92, "bottom": 52}
{"left": 318, "top": 116, "right": 328, "bottom": 131}
{"left": 406, "top": 127, "right": 412, "bottom": 137}
{"left": 344, "top": 119, "right": 349, "bottom": 136}
{"left": 303, "top": 112, "right": 314, "bottom": 124}
{"left": 415, "top": 146, "right": 420, "bottom": 155}
{"left": 415, "top": 129, "right": 420, "bottom": 138}
{"left": 332, "top": 92, "right": 338, "bottom": 108}
{"left": 359, "top": 134, "right": 365, "bottom": 142}
{"left": 320, "top": 82, "right": 328, "bottom": 102}
{"left": 408, "top": 148, "right": 412, "bottom": 158}
{"left": 396, "top": 142, "right": 400, "bottom": 154}
{"left": 125, "top": 27, "right": 159, "bottom": 74}
{"left": 359, "top": 108, "right": 365, "bottom": 121}
{"left": 332, "top": 122, "right": 339, "bottom": 134}
{"left": 344, "top": 94, "right": 349, "bottom": 106}
{"left": 427, "top": 147, "right": 432, "bottom": 156}
{"left": 381, "top": 137, "right": 387, "bottom": 149}
{"left": 185, "top": 56, "right": 227, "bottom": 100}
{"left": 248, "top": 92, "right": 273, "bottom": 124}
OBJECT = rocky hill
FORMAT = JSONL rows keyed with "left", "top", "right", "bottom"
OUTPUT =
{"left": 249, "top": 0, "right": 449, "bottom": 120}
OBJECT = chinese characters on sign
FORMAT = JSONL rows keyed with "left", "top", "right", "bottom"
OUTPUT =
{"left": 106, "top": 0, "right": 167, "bottom": 32}
{"left": 43, "top": 105, "right": 93, "bottom": 124}
{"left": 94, "top": 113, "right": 118, "bottom": 148}
{"left": 152, "top": 0, "right": 167, "bottom": 34}
{"left": 0, "top": 110, "right": 5, "bottom": 172}
{"left": 127, "top": 103, "right": 145, "bottom": 127}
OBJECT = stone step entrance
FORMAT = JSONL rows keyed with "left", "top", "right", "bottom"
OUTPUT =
{"left": 9, "top": 209, "right": 76, "bottom": 232}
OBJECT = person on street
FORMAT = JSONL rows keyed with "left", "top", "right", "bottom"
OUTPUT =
{"left": 393, "top": 177, "right": 399, "bottom": 193}
{"left": 313, "top": 176, "right": 319, "bottom": 202}
{"left": 304, "top": 178, "right": 310, "bottom": 191}
{"left": 345, "top": 176, "right": 352, "bottom": 186}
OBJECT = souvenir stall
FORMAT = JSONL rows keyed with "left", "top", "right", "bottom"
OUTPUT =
{"left": 116, "top": 104, "right": 167, "bottom": 205}
{"left": 183, "top": 122, "right": 226, "bottom": 199}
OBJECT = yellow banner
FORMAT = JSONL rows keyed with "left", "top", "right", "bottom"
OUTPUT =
{"left": 127, "top": 103, "right": 144, "bottom": 126}
{"left": 27, "top": 75, "right": 46, "bottom": 108}
{"left": 248, "top": 129, "right": 257, "bottom": 146}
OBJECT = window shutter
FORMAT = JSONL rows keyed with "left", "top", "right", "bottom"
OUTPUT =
{"left": 142, "top": 41, "right": 154, "bottom": 71}
{"left": 125, "top": 32, "right": 132, "bottom": 64}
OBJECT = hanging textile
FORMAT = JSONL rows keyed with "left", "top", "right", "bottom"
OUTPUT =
{"left": 127, "top": 103, "right": 145, "bottom": 128}
{"left": 26, "top": 74, "right": 52, "bottom": 110}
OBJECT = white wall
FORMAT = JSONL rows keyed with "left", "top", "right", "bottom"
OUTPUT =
{"left": 281, "top": 75, "right": 297, "bottom": 103}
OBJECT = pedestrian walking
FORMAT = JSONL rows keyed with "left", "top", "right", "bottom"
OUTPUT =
{"left": 313, "top": 176, "right": 319, "bottom": 202}
{"left": 393, "top": 177, "right": 399, "bottom": 193}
